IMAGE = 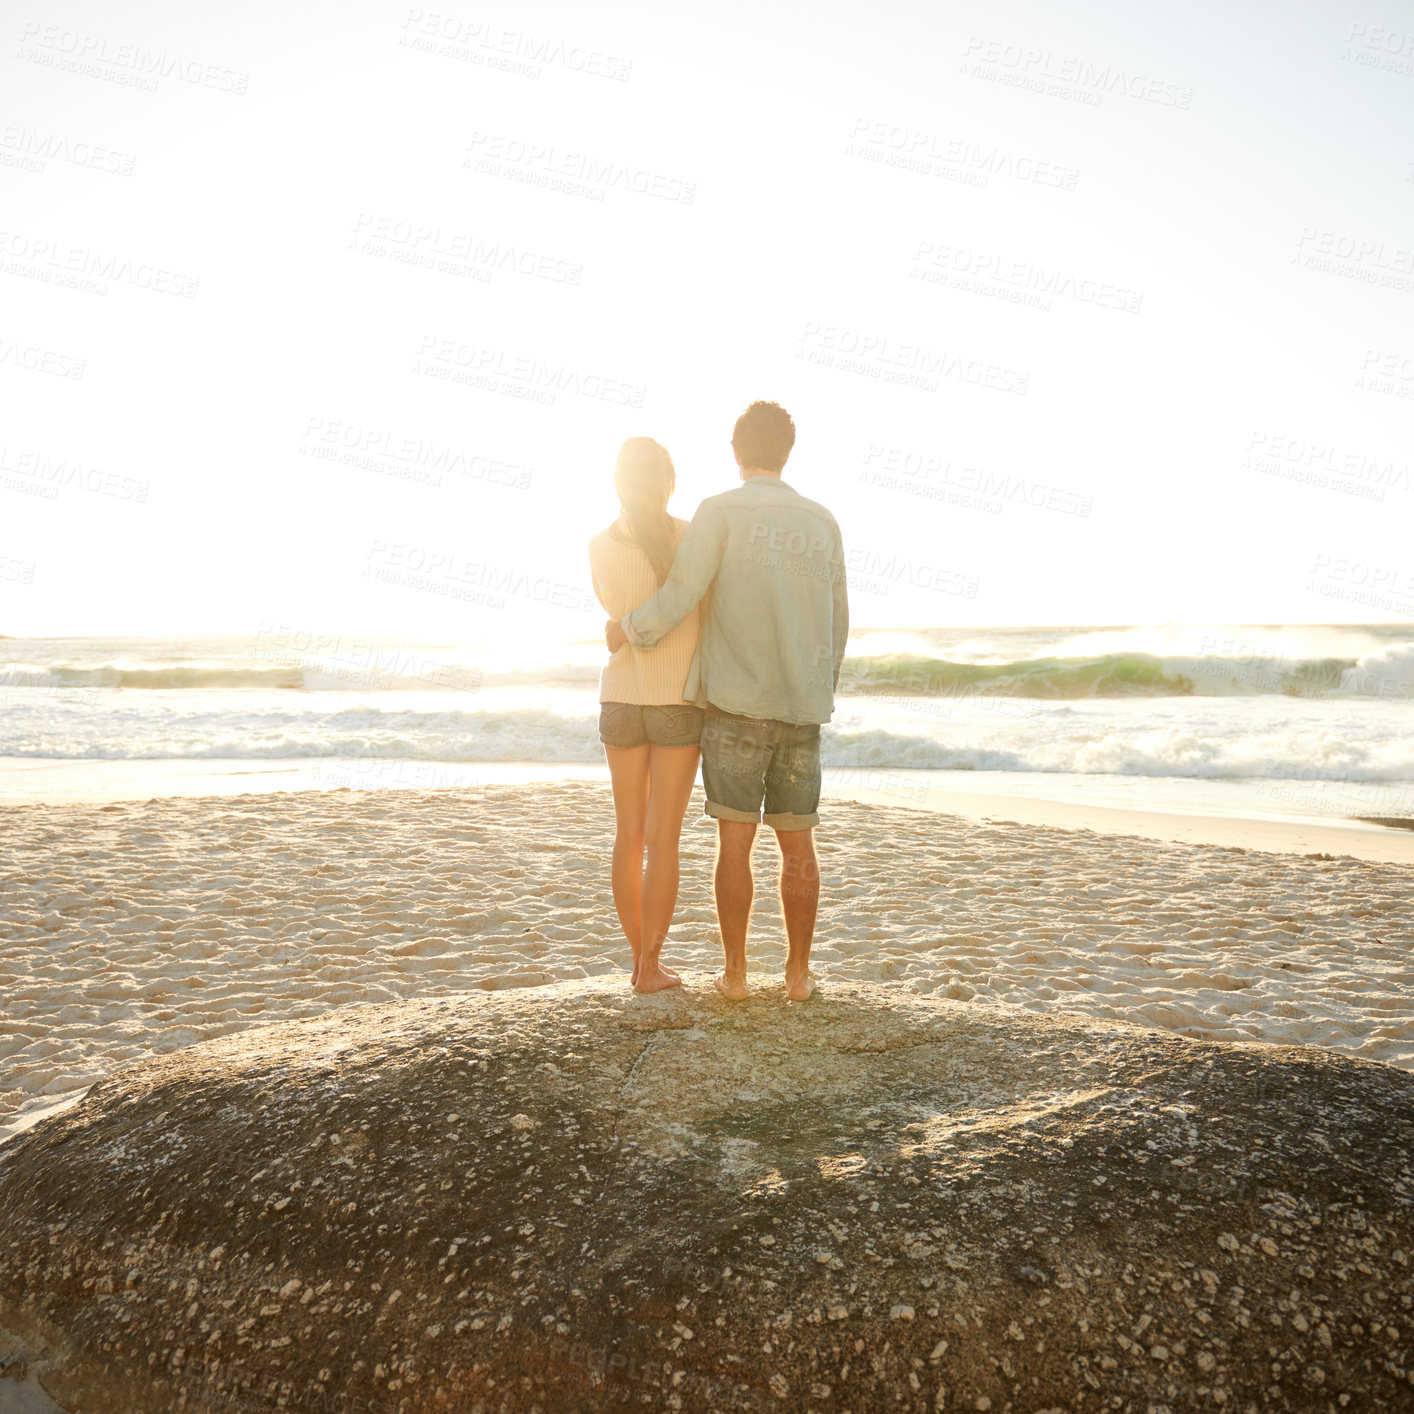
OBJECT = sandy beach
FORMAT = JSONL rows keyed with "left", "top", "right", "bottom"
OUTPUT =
{"left": 2, "top": 780, "right": 1411, "bottom": 1148}
{"left": 3, "top": 756, "right": 1413, "bottom": 864}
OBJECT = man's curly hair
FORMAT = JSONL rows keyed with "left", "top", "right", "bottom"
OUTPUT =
{"left": 731, "top": 401, "right": 796, "bottom": 473}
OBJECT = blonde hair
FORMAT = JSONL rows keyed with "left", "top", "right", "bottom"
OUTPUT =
{"left": 611, "top": 437, "right": 677, "bottom": 586}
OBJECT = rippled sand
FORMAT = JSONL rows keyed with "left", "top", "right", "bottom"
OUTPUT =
{"left": 2, "top": 781, "right": 1410, "bottom": 1140}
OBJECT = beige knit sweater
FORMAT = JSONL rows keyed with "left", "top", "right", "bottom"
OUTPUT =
{"left": 588, "top": 516, "right": 701, "bottom": 705}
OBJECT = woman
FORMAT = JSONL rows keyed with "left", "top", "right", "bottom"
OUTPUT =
{"left": 588, "top": 437, "right": 703, "bottom": 994}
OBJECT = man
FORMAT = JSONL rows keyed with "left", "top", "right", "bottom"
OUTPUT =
{"left": 606, "top": 401, "right": 848, "bottom": 1003}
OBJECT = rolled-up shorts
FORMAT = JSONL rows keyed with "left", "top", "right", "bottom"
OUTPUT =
{"left": 700, "top": 710, "right": 821, "bottom": 831}
{"left": 598, "top": 701, "right": 704, "bottom": 750}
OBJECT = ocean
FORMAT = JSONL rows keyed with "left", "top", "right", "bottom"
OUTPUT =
{"left": 2, "top": 624, "right": 1412, "bottom": 824}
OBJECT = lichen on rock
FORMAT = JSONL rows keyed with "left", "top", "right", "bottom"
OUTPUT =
{"left": 1, "top": 977, "right": 1412, "bottom": 1412}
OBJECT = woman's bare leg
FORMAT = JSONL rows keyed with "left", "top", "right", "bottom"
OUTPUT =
{"left": 605, "top": 744, "right": 650, "bottom": 984}
{"left": 635, "top": 745, "right": 699, "bottom": 993}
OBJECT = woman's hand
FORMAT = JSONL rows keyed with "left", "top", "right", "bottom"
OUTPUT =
{"left": 605, "top": 618, "right": 628, "bottom": 652}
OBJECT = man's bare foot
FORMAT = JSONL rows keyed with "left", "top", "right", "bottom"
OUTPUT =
{"left": 713, "top": 972, "right": 749, "bottom": 1002}
{"left": 634, "top": 965, "right": 682, "bottom": 995}
{"left": 785, "top": 970, "right": 818, "bottom": 1002}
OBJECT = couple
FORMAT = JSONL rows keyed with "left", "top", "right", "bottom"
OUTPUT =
{"left": 588, "top": 401, "right": 848, "bottom": 1003}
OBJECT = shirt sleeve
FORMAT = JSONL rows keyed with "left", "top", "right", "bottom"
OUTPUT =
{"left": 622, "top": 502, "right": 725, "bottom": 649}
{"left": 831, "top": 521, "right": 850, "bottom": 690}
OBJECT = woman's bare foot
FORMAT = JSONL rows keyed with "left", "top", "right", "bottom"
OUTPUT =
{"left": 635, "top": 951, "right": 677, "bottom": 990}
{"left": 634, "top": 965, "right": 682, "bottom": 995}
{"left": 713, "top": 972, "right": 749, "bottom": 1002}
{"left": 785, "top": 970, "right": 818, "bottom": 1002}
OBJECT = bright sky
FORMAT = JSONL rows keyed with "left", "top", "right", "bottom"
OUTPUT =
{"left": 3, "top": 0, "right": 1412, "bottom": 640}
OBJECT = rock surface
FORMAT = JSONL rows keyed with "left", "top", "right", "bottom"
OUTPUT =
{"left": 2, "top": 978, "right": 1413, "bottom": 1413}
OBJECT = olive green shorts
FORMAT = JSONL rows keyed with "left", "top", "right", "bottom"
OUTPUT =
{"left": 699, "top": 710, "right": 821, "bottom": 831}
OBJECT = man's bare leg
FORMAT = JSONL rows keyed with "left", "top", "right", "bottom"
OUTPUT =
{"left": 776, "top": 826, "right": 819, "bottom": 1001}
{"left": 713, "top": 819, "right": 756, "bottom": 1000}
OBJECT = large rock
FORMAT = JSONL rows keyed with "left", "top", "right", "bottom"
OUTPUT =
{"left": 2, "top": 978, "right": 1412, "bottom": 1413}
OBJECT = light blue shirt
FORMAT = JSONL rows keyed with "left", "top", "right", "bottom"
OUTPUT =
{"left": 621, "top": 477, "right": 849, "bottom": 725}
